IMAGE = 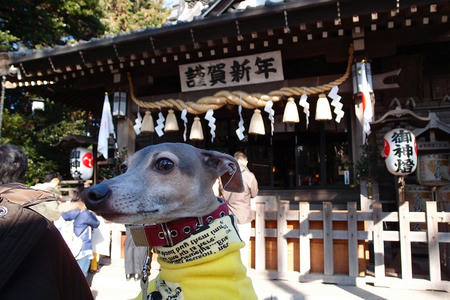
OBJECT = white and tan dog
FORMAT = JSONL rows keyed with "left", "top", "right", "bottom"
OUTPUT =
{"left": 83, "top": 143, "right": 257, "bottom": 300}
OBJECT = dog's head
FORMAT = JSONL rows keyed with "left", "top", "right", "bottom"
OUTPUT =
{"left": 82, "top": 143, "right": 243, "bottom": 224}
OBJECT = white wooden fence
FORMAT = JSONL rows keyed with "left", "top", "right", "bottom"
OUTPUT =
{"left": 251, "top": 198, "right": 450, "bottom": 292}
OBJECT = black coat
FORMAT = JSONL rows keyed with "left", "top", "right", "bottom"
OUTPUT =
{"left": 0, "top": 183, "right": 94, "bottom": 300}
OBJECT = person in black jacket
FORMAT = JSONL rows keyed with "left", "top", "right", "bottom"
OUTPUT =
{"left": 0, "top": 144, "right": 94, "bottom": 300}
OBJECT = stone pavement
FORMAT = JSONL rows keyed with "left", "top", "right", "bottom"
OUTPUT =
{"left": 88, "top": 259, "right": 447, "bottom": 300}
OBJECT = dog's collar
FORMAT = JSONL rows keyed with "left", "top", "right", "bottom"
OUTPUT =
{"left": 144, "top": 198, "right": 229, "bottom": 247}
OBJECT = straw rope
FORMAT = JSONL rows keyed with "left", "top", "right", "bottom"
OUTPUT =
{"left": 128, "top": 44, "right": 354, "bottom": 115}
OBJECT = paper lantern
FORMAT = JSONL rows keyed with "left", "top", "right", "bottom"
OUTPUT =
{"left": 383, "top": 128, "right": 417, "bottom": 176}
{"left": 189, "top": 116, "right": 204, "bottom": 140}
{"left": 249, "top": 109, "right": 265, "bottom": 135}
{"left": 70, "top": 147, "right": 94, "bottom": 180}
{"left": 283, "top": 97, "right": 300, "bottom": 123}
{"left": 141, "top": 111, "right": 155, "bottom": 133}
{"left": 315, "top": 94, "right": 332, "bottom": 120}
{"left": 164, "top": 109, "right": 179, "bottom": 131}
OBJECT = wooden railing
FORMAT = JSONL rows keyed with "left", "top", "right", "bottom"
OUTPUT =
{"left": 250, "top": 197, "right": 450, "bottom": 292}
{"left": 59, "top": 180, "right": 92, "bottom": 201}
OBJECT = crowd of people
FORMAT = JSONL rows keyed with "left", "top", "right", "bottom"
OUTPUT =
{"left": 0, "top": 143, "right": 259, "bottom": 298}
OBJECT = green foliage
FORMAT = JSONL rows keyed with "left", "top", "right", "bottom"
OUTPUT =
{"left": 0, "top": 96, "right": 87, "bottom": 185}
{"left": 0, "top": 0, "right": 105, "bottom": 49}
{"left": 0, "top": 30, "right": 19, "bottom": 52}
{"left": 100, "top": 0, "right": 169, "bottom": 34}
{"left": 354, "top": 143, "right": 380, "bottom": 183}
{"left": 1, "top": 0, "right": 169, "bottom": 184}
{"left": 98, "top": 147, "right": 128, "bottom": 180}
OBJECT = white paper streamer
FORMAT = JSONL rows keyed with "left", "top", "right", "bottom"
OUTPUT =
{"left": 328, "top": 85, "right": 344, "bottom": 123}
{"left": 133, "top": 107, "right": 142, "bottom": 135}
{"left": 181, "top": 108, "right": 188, "bottom": 142}
{"left": 235, "top": 105, "right": 245, "bottom": 140}
{"left": 155, "top": 111, "right": 165, "bottom": 137}
{"left": 299, "top": 94, "right": 310, "bottom": 128}
{"left": 264, "top": 100, "right": 274, "bottom": 136}
{"left": 205, "top": 109, "right": 216, "bottom": 143}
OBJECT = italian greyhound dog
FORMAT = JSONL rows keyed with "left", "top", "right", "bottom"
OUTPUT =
{"left": 83, "top": 143, "right": 257, "bottom": 300}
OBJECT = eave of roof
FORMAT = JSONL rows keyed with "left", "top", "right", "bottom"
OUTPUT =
{"left": 9, "top": 0, "right": 348, "bottom": 63}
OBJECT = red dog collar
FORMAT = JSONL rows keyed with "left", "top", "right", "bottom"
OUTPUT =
{"left": 144, "top": 199, "right": 229, "bottom": 247}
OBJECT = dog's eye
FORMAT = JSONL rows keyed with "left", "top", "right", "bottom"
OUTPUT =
{"left": 119, "top": 163, "right": 128, "bottom": 174}
{"left": 155, "top": 158, "right": 174, "bottom": 172}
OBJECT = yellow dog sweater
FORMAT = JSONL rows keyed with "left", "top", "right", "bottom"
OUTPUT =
{"left": 133, "top": 215, "right": 257, "bottom": 300}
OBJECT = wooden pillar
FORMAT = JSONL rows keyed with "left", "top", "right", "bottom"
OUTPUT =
{"left": 398, "top": 177, "right": 412, "bottom": 281}
{"left": 255, "top": 201, "right": 266, "bottom": 271}
{"left": 277, "top": 200, "right": 289, "bottom": 275}
{"left": 323, "top": 202, "right": 333, "bottom": 275}
{"left": 299, "top": 202, "right": 310, "bottom": 275}
{"left": 347, "top": 202, "right": 359, "bottom": 277}
{"left": 373, "top": 202, "right": 385, "bottom": 285}
{"left": 92, "top": 146, "right": 98, "bottom": 185}
{"left": 116, "top": 117, "right": 136, "bottom": 156}
{"left": 426, "top": 201, "right": 441, "bottom": 285}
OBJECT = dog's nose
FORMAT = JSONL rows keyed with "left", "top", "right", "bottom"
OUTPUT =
{"left": 83, "top": 183, "right": 111, "bottom": 209}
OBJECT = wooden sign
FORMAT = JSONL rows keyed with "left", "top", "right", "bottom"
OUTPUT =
{"left": 179, "top": 51, "right": 284, "bottom": 92}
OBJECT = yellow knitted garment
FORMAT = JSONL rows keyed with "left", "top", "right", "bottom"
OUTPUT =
{"left": 133, "top": 216, "right": 257, "bottom": 300}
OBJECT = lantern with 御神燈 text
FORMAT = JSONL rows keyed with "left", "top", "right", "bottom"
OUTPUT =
{"left": 383, "top": 128, "right": 418, "bottom": 176}
{"left": 70, "top": 147, "right": 94, "bottom": 180}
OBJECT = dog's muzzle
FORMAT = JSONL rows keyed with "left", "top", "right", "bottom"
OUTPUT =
{"left": 82, "top": 183, "right": 111, "bottom": 210}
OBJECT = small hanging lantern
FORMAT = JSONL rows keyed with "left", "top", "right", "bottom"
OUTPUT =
{"left": 249, "top": 109, "right": 265, "bottom": 135}
{"left": 282, "top": 97, "right": 300, "bottom": 123}
{"left": 189, "top": 116, "right": 204, "bottom": 140}
{"left": 141, "top": 111, "right": 155, "bottom": 133}
{"left": 383, "top": 128, "right": 418, "bottom": 176}
{"left": 164, "top": 109, "right": 179, "bottom": 132}
{"left": 352, "top": 61, "right": 373, "bottom": 95}
{"left": 112, "top": 91, "right": 127, "bottom": 117}
{"left": 315, "top": 93, "right": 332, "bottom": 120}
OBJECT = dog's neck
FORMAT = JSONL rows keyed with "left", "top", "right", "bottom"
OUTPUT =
{"left": 141, "top": 198, "right": 229, "bottom": 248}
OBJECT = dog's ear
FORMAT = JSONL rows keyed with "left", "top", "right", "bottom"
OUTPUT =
{"left": 200, "top": 150, "right": 244, "bottom": 193}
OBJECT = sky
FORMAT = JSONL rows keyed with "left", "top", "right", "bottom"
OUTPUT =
{"left": 163, "top": 0, "right": 174, "bottom": 8}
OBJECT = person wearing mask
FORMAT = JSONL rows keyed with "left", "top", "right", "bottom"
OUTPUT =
{"left": 219, "top": 151, "right": 259, "bottom": 268}
{"left": 0, "top": 144, "right": 94, "bottom": 299}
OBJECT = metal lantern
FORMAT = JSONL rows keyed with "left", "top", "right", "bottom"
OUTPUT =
{"left": 70, "top": 147, "right": 94, "bottom": 180}
{"left": 352, "top": 61, "right": 373, "bottom": 95}
{"left": 112, "top": 91, "right": 127, "bottom": 117}
{"left": 383, "top": 128, "right": 418, "bottom": 176}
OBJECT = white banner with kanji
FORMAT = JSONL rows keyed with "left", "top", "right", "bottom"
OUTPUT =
{"left": 179, "top": 51, "right": 284, "bottom": 92}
